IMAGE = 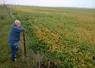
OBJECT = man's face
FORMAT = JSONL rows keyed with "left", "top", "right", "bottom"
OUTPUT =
{"left": 15, "top": 20, "right": 21, "bottom": 27}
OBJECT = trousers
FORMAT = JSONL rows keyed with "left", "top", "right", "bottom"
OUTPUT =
{"left": 9, "top": 42, "right": 19, "bottom": 61}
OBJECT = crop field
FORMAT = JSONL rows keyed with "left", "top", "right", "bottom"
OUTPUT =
{"left": 0, "top": 5, "right": 95, "bottom": 68}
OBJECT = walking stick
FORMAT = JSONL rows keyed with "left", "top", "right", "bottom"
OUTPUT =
{"left": 23, "top": 31, "right": 26, "bottom": 56}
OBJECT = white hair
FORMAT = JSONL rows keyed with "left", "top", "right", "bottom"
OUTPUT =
{"left": 14, "top": 20, "right": 20, "bottom": 24}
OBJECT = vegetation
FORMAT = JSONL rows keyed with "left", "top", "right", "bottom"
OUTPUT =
{"left": 0, "top": 5, "right": 95, "bottom": 68}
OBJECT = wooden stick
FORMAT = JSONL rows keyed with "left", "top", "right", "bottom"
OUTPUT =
{"left": 23, "top": 31, "right": 26, "bottom": 56}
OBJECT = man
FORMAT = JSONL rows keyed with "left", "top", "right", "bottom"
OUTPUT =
{"left": 8, "top": 20, "right": 24, "bottom": 62}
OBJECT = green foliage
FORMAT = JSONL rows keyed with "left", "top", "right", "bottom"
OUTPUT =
{"left": 0, "top": 16, "right": 5, "bottom": 19}
{"left": 14, "top": 6, "right": 95, "bottom": 68}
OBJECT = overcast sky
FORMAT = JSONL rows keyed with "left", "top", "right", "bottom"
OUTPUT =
{"left": 0, "top": 0, "right": 95, "bottom": 8}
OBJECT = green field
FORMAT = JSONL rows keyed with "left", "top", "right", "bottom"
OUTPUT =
{"left": 0, "top": 5, "right": 95, "bottom": 68}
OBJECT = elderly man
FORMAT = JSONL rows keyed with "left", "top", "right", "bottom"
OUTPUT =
{"left": 8, "top": 20, "right": 24, "bottom": 62}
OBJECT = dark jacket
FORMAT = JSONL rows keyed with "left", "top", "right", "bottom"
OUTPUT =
{"left": 8, "top": 23, "right": 24, "bottom": 43}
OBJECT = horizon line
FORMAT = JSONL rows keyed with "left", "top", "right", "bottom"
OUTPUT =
{"left": 0, "top": 4, "right": 95, "bottom": 9}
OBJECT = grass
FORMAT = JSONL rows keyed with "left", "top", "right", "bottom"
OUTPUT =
{"left": 0, "top": 5, "right": 95, "bottom": 68}
{"left": 0, "top": 6, "right": 13, "bottom": 68}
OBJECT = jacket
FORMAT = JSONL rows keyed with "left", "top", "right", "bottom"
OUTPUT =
{"left": 8, "top": 23, "right": 24, "bottom": 43}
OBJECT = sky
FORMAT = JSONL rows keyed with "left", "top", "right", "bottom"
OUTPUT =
{"left": 0, "top": 0, "right": 95, "bottom": 8}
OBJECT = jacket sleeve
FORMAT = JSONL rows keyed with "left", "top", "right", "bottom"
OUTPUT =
{"left": 12, "top": 25, "right": 24, "bottom": 32}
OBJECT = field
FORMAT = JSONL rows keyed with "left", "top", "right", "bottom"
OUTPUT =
{"left": 0, "top": 5, "right": 95, "bottom": 68}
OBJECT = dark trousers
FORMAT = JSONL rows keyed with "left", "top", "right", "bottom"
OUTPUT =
{"left": 9, "top": 42, "right": 19, "bottom": 61}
